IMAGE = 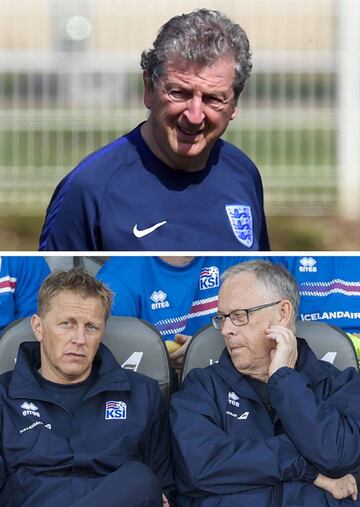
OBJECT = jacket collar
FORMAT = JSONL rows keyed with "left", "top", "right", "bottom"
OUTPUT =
{"left": 213, "top": 338, "right": 332, "bottom": 401}
{"left": 295, "top": 337, "right": 334, "bottom": 385}
{"left": 9, "top": 341, "right": 131, "bottom": 402}
{"left": 213, "top": 348, "right": 262, "bottom": 404}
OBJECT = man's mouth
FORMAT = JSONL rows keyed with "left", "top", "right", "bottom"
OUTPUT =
{"left": 177, "top": 125, "right": 203, "bottom": 137}
{"left": 65, "top": 352, "right": 85, "bottom": 359}
{"left": 229, "top": 343, "right": 245, "bottom": 351}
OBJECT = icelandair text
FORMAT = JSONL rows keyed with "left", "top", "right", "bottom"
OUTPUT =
{"left": 301, "top": 311, "right": 360, "bottom": 321}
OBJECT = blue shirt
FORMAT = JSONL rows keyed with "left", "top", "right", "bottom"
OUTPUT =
{"left": 97, "top": 256, "right": 249, "bottom": 340}
{"left": 271, "top": 255, "right": 360, "bottom": 334}
{"left": 0, "top": 256, "right": 50, "bottom": 333}
{"left": 39, "top": 124, "right": 270, "bottom": 251}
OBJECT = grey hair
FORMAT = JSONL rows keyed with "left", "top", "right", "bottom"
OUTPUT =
{"left": 221, "top": 260, "right": 300, "bottom": 330}
{"left": 141, "top": 8, "right": 252, "bottom": 101}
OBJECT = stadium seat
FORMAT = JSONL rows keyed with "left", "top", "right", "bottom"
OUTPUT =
{"left": 181, "top": 320, "right": 359, "bottom": 382}
{"left": 44, "top": 256, "right": 107, "bottom": 276}
{"left": 295, "top": 320, "right": 359, "bottom": 372}
{"left": 181, "top": 324, "right": 224, "bottom": 382}
{"left": 0, "top": 316, "right": 172, "bottom": 402}
{"left": 45, "top": 256, "right": 76, "bottom": 271}
{"left": 79, "top": 256, "right": 107, "bottom": 276}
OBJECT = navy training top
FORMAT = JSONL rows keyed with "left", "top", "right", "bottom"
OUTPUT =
{"left": 39, "top": 124, "right": 270, "bottom": 251}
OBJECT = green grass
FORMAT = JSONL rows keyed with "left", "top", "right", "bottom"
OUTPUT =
{"left": 1, "top": 215, "right": 358, "bottom": 251}
{"left": 0, "top": 128, "right": 336, "bottom": 168}
{"left": 0, "top": 130, "right": 122, "bottom": 167}
{"left": 0, "top": 127, "right": 337, "bottom": 220}
{"left": 225, "top": 129, "right": 336, "bottom": 167}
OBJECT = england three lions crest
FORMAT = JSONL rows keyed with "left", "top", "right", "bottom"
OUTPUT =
{"left": 225, "top": 205, "right": 253, "bottom": 248}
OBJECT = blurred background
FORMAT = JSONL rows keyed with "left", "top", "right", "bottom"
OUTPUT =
{"left": 0, "top": 0, "right": 359, "bottom": 250}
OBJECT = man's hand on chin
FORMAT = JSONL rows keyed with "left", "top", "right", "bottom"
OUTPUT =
{"left": 266, "top": 325, "right": 298, "bottom": 377}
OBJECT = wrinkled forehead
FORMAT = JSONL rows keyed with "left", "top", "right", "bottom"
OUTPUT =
{"left": 44, "top": 290, "right": 106, "bottom": 318}
{"left": 218, "top": 272, "right": 269, "bottom": 310}
{"left": 160, "top": 54, "right": 236, "bottom": 80}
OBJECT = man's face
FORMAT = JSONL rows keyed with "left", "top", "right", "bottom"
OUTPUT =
{"left": 142, "top": 57, "right": 238, "bottom": 171}
{"left": 218, "top": 272, "right": 281, "bottom": 376}
{"left": 31, "top": 290, "right": 106, "bottom": 384}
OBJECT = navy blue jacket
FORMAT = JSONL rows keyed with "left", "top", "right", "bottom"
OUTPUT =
{"left": 39, "top": 124, "right": 270, "bottom": 251}
{"left": 170, "top": 339, "right": 360, "bottom": 506}
{"left": 0, "top": 342, "right": 174, "bottom": 507}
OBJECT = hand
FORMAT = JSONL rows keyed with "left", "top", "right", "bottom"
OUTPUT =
{"left": 169, "top": 334, "right": 192, "bottom": 375}
{"left": 162, "top": 493, "right": 170, "bottom": 506}
{"left": 266, "top": 325, "right": 298, "bottom": 377}
{"left": 314, "top": 473, "right": 358, "bottom": 501}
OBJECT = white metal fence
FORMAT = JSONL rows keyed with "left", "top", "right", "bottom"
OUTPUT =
{"left": 0, "top": 0, "right": 359, "bottom": 218}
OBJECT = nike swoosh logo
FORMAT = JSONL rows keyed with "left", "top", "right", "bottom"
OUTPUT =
{"left": 133, "top": 221, "right": 167, "bottom": 238}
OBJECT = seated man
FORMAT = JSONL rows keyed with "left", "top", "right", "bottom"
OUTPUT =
{"left": 170, "top": 260, "right": 360, "bottom": 506}
{"left": 0, "top": 256, "right": 50, "bottom": 333}
{"left": 0, "top": 268, "right": 174, "bottom": 507}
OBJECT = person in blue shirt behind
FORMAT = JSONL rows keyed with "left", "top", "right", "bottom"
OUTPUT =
{"left": 39, "top": 8, "right": 269, "bottom": 252}
{"left": 96, "top": 256, "right": 249, "bottom": 372}
{"left": 171, "top": 260, "right": 360, "bottom": 506}
{"left": 270, "top": 255, "right": 360, "bottom": 363}
{"left": 0, "top": 256, "right": 50, "bottom": 334}
{"left": 0, "top": 268, "right": 174, "bottom": 507}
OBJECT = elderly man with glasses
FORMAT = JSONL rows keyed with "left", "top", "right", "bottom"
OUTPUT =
{"left": 170, "top": 260, "right": 360, "bottom": 506}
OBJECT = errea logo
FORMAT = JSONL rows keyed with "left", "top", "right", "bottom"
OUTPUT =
{"left": 150, "top": 290, "right": 170, "bottom": 310}
{"left": 299, "top": 257, "right": 317, "bottom": 272}
{"left": 21, "top": 401, "right": 40, "bottom": 418}
{"left": 227, "top": 391, "right": 240, "bottom": 407}
{"left": 226, "top": 392, "right": 250, "bottom": 420}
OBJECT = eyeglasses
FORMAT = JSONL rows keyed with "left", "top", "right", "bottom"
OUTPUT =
{"left": 211, "top": 300, "right": 282, "bottom": 329}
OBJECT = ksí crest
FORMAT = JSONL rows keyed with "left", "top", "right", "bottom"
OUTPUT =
{"left": 225, "top": 205, "right": 253, "bottom": 248}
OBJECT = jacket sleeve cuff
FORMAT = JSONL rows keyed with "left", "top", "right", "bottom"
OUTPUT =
{"left": 268, "top": 366, "right": 295, "bottom": 385}
{"left": 300, "top": 463, "right": 319, "bottom": 483}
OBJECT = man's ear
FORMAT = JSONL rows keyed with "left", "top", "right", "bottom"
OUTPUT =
{"left": 277, "top": 300, "right": 292, "bottom": 327}
{"left": 143, "top": 71, "right": 153, "bottom": 109}
{"left": 230, "top": 104, "right": 238, "bottom": 121}
{"left": 31, "top": 314, "right": 43, "bottom": 343}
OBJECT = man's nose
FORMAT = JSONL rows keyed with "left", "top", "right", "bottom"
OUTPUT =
{"left": 184, "top": 95, "right": 205, "bottom": 124}
{"left": 221, "top": 315, "right": 237, "bottom": 337}
{"left": 72, "top": 326, "right": 86, "bottom": 345}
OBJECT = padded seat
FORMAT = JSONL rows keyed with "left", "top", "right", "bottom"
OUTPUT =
{"left": 0, "top": 316, "right": 172, "bottom": 402}
{"left": 181, "top": 320, "right": 359, "bottom": 381}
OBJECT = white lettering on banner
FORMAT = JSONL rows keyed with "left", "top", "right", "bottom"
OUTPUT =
{"left": 301, "top": 311, "right": 360, "bottom": 322}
